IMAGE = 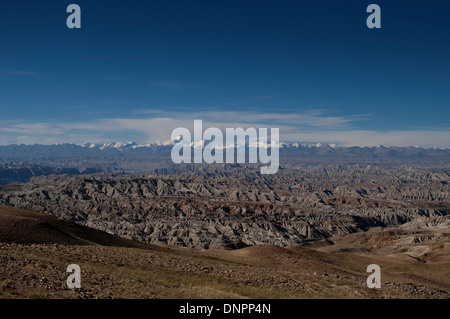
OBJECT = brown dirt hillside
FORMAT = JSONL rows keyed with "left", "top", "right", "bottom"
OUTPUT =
{"left": 0, "top": 206, "right": 153, "bottom": 249}
{"left": 0, "top": 206, "right": 449, "bottom": 299}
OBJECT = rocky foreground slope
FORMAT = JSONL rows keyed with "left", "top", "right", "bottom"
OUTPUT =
{"left": 0, "top": 206, "right": 448, "bottom": 299}
{"left": 0, "top": 165, "right": 449, "bottom": 249}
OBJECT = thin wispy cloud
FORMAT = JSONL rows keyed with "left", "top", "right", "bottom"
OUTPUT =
{"left": 149, "top": 81, "right": 200, "bottom": 89}
{"left": 10, "top": 71, "right": 43, "bottom": 76}
{"left": 136, "top": 109, "right": 366, "bottom": 129}
{"left": 103, "top": 76, "right": 128, "bottom": 81}
{"left": 0, "top": 123, "right": 65, "bottom": 135}
{"left": 256, "top": 95, "right": 277, "bottom": 100}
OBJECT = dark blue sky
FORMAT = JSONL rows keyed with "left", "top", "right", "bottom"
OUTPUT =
{"left": 0, "top": 0, "right": 449, "bottom": 146}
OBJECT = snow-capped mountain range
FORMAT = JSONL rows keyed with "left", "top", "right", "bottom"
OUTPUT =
{"left": 81, "top": 140, "right": 175, "bottom": 150}
{"left": 0, "top": 141, "right": 448, "bottom": 160}
{"left": 78, "top": 140, "right": 448, "bottom": 151}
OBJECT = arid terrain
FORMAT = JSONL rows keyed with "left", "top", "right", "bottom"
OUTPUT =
{"left": 0, "top": 164, "right": 448, "bottom": 249}
{"left": 0, "top": 147, "right": 449, "bottom": 299}
{"left": 0, "top": 206, "right": 449, "bottom": 299}
{"left": 0, "top": 160, "right": 449, "bottom": 300}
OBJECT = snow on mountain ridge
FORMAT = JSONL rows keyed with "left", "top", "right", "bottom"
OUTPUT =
{"left": 77, "top": 141, "right": 450, "bottom": 151}
{"left": 81, "top": 140, "right": 335, "bottom": 150}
